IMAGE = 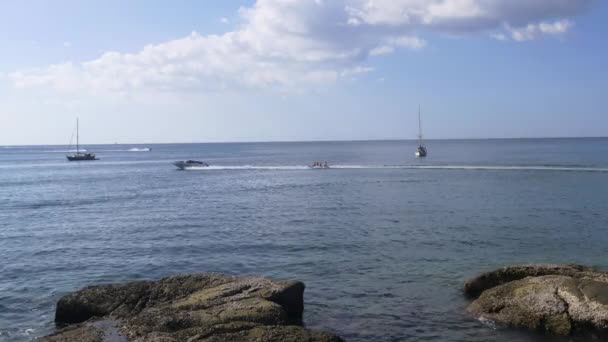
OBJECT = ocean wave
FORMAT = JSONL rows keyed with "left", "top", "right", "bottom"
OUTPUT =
{"left": 0, "top": 159, "right": 174, "bottom": 169}
{"left": 477, "top": 317, "right": 497, "bottom": 330}
{"left": 0, "top": 328, "right": 37, "bottom": 339}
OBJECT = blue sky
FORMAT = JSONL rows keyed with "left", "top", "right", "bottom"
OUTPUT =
{"left": 0, "top": 0, "right": 606, "bottom": 145}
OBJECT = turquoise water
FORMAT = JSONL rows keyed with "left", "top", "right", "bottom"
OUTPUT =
{"left": 1, "top": 139, "right": 608, "bottom": 341}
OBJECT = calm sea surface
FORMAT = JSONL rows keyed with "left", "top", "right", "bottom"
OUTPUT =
{"left": 1, "top": 139, "right": 608, "bottom": 341}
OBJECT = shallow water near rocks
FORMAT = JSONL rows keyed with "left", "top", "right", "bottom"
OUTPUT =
{"left": 1, "top": 139, "right": 608, "bottom": 341}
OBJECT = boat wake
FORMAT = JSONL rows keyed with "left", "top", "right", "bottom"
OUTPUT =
{"left": 184, "top": 165, "right": 310, "bottom": 171}
{"left": 38, "top": 148, "right": 151, "bottom": 153}
{"left": 389, "top": 165, "right": 608, "bottom": 172}
{"left": 4, "top": 161, "right": 605, "bottom": 173}
{"left": 183, "top": 164, "right": 608, "bottom": 173}
{"left": 337, "top": 164, "right": 608, "bottom": 172}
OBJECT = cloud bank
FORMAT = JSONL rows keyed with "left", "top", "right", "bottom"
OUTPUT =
{"left": 9, "top": 0, "right": 593, "bottom": 93}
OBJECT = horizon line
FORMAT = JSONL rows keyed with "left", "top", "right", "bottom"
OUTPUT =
{"left": 1, "top": 136, "right": 607, "bottom": 147}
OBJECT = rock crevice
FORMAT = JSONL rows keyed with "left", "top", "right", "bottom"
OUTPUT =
{"left": 554, "top": 287, "right": 572, "bottom": 320}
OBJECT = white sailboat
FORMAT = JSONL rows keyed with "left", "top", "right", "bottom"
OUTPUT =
{"left": 66, "top": 118, "right": 97, "bottom": 161}
{"left": 415, "top": 106, "right": 427, "bottom": 158}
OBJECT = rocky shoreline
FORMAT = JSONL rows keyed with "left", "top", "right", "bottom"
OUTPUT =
{"left": 464, "top": 264, "right": 608, "bottom": 337}
{"left": 41, "top": 264, "right": 608, "bottom": 340}
{"left": 40, "top": 273, "right": 343, "bottom": 342}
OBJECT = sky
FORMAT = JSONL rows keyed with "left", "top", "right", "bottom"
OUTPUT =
{"left": 0, "top": 0, "right": 606, "bottom": 145}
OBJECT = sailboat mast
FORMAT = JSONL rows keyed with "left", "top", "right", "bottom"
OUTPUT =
{"left": 76, "top": 118, "right": 79, "bottom": 154}
{"left": 418, "top": 106, "right": 422, "bottom": 146}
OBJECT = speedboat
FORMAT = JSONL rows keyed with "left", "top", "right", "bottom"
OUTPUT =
{"left": 173, "top": 160, "right": 209, "bottom": 170}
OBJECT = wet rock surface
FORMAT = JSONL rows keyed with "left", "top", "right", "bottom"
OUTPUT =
{"left": 39, "top": 273, "right": 342, "bottom": 342}
{"left": 465, "top": 264, "right": 608, "bottom": 337}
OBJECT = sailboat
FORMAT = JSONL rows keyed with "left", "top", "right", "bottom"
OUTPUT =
{"left": 66, "top": 118, "right": 97, "bottom": 161}
{"left": 415, "top": 106, "right": 427, "bottom": 158}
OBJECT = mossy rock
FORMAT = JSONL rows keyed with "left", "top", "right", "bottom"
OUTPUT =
{"left": 465, "top": 264, "right": 608, "bottom": 337}
{"left": 40, "top": 273, "right": 342, "bottom": 342}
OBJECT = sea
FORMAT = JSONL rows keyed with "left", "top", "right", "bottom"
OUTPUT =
{"left": 1, "top": 139, "right": 608, "bottom": 341}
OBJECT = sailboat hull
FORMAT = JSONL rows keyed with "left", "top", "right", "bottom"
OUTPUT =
{"left": 67, "top": 154, "right": 97, "bottom": 161}
{"left": 415, "top": 147, "right": 427, "bottom": 158}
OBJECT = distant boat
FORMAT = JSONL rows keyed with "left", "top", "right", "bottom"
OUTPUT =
{"left": 66, "top": 118, "right": 97, "bottom": 161}
{"left": 310, "top": 161, "right": 330, "bottom": 169}
{"left": 415, "top": 106, "right": 427, "bottom": 158}
{"left": 173, "top": 160, "right": 209, "bottom": 170}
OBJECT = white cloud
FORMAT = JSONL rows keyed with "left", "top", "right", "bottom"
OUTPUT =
{"left": 345, "top": 0, "right": 590, "bottom": 32}
{"left": 369, "top": 45, "right": 394, "bottom": 56}
{"left": 507, "top": 19, "right": 573, "bottom": 42}
{"left": 220, "top": 17, "right": 229, "bottom": 24}
{"left": 371, "top": 35, "right": 426, "bottom": 56}
{"left": 9, "top": 0, "right": 592, "bottom": 94}
{"left": 341, "top": 66, "right": 374, "bottom": 77}
{"left": 491, "top": 33, "right": 507, "bottom": 41}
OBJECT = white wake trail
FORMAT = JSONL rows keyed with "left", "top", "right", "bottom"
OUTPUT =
{"left": 184, "top": 164, "right": 608, "bottom": 173}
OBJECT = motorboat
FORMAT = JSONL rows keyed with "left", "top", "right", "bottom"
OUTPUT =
{"left": 310, "top": 162, "right": 330, "bottom": 169}
{"left": 173, "top": 160, "right": 209, "bottom": 170}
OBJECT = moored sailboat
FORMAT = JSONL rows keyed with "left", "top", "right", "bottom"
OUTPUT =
{"left": 415, "top": 106, "right": 427, "bottom": 158}
{"left": 66, "top": 118, "right": 97, "bottom": 161}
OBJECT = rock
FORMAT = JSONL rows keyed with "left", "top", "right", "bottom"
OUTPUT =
{"left": 463, "top": 264, "right": 597, "bottom": 299}
{"left": 40, "top": 273, "right": 342, "bottom": 342}
{"left": 41, "top": 325, "right": 104, "bottom": 342}
{"left": 465, "top": 264, "right": 608, "bottom": 337}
